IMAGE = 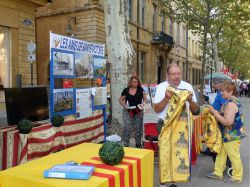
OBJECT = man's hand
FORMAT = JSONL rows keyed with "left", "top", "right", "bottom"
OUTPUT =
{"left": 154, "top": 89, "right": 172, "bottom": 113}
{"left": 165, "top": 90, "right": 173, "bottom": 100}
{"left": 187, "top": 92, "right": 200, "bottom": 115}
{"left": 187, "top": 92, "right": 193, "bottom": 103}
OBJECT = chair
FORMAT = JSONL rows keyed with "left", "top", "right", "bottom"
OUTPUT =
{"left": 142, "top": 123, "right": 159, "bottom": 155}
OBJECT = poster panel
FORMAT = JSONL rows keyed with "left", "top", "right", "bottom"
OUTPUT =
{"left": 93, "top": 57, "right": 106, "bottom": 77}
{"left": 142, "top": 84, "right": 157, "bottom": 103}
{"left": 76, "top": 88, "right": 92, "bottom": 119}
{"left": 50, "top": 32, "right": 106, "bottom": 118}
{"left": 75, "top": 53, "right": 94, "bottom": 78}
{"left": 93, "top": 87, "right": 107, "bottom": 107}
{"left": 53, "top": 88, "right": 74, "bottom": 113}
{"left": 52, "top": 50, "right": 74, "bottom": 76}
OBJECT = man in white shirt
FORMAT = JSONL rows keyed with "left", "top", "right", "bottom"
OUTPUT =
{"left": 154, "top": 63, "right": 199, "bottom": 132}
{"left": 153, "top": 63, "right": 199, "bottom": 187}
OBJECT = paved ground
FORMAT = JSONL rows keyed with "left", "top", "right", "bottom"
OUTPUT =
{"left": 153, "top": 97, "right": 250, "bottom": 187}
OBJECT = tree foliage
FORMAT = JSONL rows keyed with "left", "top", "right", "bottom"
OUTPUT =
{"left": 155, "top": 0, "right": 216, "bottom": 103}
{"left": 155, "top": 0, "right": 250, "bottom": 90}
{"left": 216, "top": 1, "right": 250, "bottom": 78}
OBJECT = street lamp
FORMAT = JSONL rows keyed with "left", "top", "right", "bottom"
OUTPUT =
{"left": 65, "top": 24, "right": 72, "bottom": 36}
{"left": 210, "top": 59, "right": 213, "bottom": 92}
{"left": 65, "top": 17, "right": 76, "bottom": 37}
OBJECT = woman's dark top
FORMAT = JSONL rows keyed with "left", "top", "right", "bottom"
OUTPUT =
{"left": 121, "top": 86, "right": 144, "bottom": 107}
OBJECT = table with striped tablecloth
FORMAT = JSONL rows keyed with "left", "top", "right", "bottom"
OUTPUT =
{"left": 0, "top": 110, "right": 104, "bottom": 170}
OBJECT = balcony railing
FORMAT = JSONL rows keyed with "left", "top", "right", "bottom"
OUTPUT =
{"left": 151, "top": 31, "right": 174, "bottom": 45}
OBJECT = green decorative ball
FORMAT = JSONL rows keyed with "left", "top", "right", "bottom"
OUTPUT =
{"left": 99, "top": 141, "right": 125, "bottom": 165}
{"left": 17, "top": 119, "right": 33, "bottom": 134}
{"left": 51, "top": 115, "right": 64, "bottom": 127}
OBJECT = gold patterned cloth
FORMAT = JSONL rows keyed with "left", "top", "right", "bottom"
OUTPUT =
{"left": 200, "top": 106, "right": 222, "bottom": 153}
{"left": 159, "top": 87, "right": 193, "bottom": 183}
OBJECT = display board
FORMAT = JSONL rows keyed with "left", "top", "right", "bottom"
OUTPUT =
{"left": 49, "top": 32, "right": 106, "bottom": 125}
{"left": 141, "top": 84, "right": 157, "bottom": 107}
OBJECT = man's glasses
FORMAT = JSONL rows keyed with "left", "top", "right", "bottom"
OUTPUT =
{"left": 168, "top": 73, "right": 181, "bottom": 76}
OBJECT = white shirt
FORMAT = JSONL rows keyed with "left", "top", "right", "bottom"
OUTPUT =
{"left": 154, "top": 80, "right": 197, "bottom": 120}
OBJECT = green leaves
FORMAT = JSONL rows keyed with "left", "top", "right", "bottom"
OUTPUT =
{"left": 17, "top": 119, "right": 33, "bottom": 134}
{"left": 51, "top": 114, "right": 65, "bottom": 127}
{"left": 155, "top": 0, "right": 250, "bottom": 78}
{"left": 99, "top": 141, "right": 125, "bottom": 165}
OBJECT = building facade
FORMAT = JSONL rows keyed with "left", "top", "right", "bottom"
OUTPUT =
{"left": 0, "top": 0, "right": 47, "bottom": 125}
{"left": 36, "top": 0, "right": 106, "bottom": 85}
{"left": 0, "top": 0, "right": 203, "bottom": 125}
{"left": 35, "top": 0, "right": 202, "bottom": 86}
{"left": 0, "top": 0, "right": 47, "bottom": 88}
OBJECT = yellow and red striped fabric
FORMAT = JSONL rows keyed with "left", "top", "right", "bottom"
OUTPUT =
{"left": 82, "top": 156, "right": 142, "bottom": 187}
{"left": 191, "top": 115, "right": 203, "bottom": 164}
{"left": 0, "top": 126, "right": 19, "bottom": 170}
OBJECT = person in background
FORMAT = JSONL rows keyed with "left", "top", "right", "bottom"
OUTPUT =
{"left": 243, "top": 82, "right": 248, "bottom": 97}
{"left": 247, "top": 82, "right": 250, "bottom": 97}
{"left": 119, "top": 75, "right": 147, "bottom": 148}
{"left": 236, "top": 83, "right": 241, "bottom": 97}
{"left": 154, "top": 63, "right": 200, "bottom": 187}
{"left": 106, "top": 78, "right": 111, "bottom": 124}
{"left": 203, "top": 79, "right": 211, "bottom": 103}
{"left": 212, "top": 80, "right": 227, "bottom": 111}
{"left": 106, "top": 78, "right": 111, "bottom": 98}
{"left": 204, "top": 79, "right": 212, "bottom": 93}
{"left": 239, "top": 83, "right": 244, "bottom": 97}
{"left": 207, "top": 81, "right": 245, "bottom": 183}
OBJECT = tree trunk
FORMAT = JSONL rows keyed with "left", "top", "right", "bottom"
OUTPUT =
{"left": 103, "top": 0, "right": 135, "bottom": 131}
{"left": 200, "top": 24, "right": 209, "bottom": 105}
{"left": 212, "top": 37, "right": 220, "bottom": 72}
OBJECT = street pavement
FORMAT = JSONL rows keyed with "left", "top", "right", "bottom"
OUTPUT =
{"left": 153, "top": 97, "right": 250, "bottom": 187}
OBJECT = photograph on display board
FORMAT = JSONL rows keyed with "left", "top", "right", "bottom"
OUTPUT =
{"left": 75, "top": 53, "right": 94, "bottom": 78}
{"left": 93, "top": 87, "right": 107, "bottom": 107}
{"left": 150, "top": 85, "right": 157, "bottom": 99}
{"left": 141, "top": 84, "right": 157, "bottom": 103}
{"left": 53, "top": 51, "right": 74, "bottom": 76}
{"left": 53, "top": 89, "right": 74, "bottom": 112}
{"left": 63, "top": 78, "right": 73, "bottom": 88}
{"left": 93, "top": 57, "right": 106, "bottom": 77}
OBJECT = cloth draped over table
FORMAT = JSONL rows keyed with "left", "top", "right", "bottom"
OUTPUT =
{"left": 200, "top": 106, "right": 222, "bottom": 153}
{"left": 158, "top": 87, "right": 193, "bottom": 183}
